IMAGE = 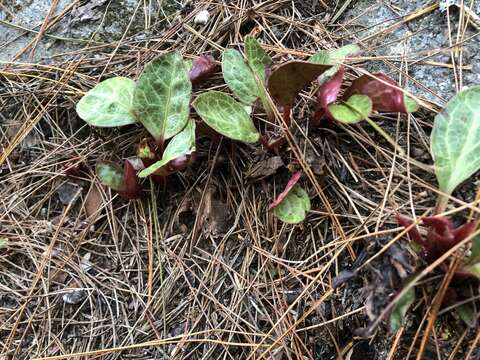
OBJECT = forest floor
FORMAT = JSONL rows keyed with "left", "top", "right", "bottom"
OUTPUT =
{"left": 1, "top": 0, "right": 480, "bottom": 359}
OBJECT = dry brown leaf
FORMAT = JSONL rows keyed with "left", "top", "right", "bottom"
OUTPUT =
{"left": 84, "top": 182, "right": 103, "bottom": 219}
{"left": 267, "top": 61, "right": 332, "bottom": 108}
{"left": 246, "top": 156, "right": 284, "bottom": 179}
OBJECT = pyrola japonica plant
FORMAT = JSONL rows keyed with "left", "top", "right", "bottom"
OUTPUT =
{"left": 75, "top": 39, "right": 419, "bottom": 223}
{"left": 390, "top": 86, "right": 480, "bottom": 331}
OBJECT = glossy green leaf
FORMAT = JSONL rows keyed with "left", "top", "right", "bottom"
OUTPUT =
{"left": 390, "top": 286, "right": 415, "bottom": 332}
{"left": 132, "top": 52, "right": 192, "bottom": 142}
{"left": 431, "top": 86, "right": 480, "bottom": 194}
{"left": 138, "top": 120, "right": 196, "bottom": 177}
{"left": 193, "top": 91, "right": 260, "bottom": 143}
{"left": 310, "top": 44, "right": 360, "bottom": 84}
{"left": 273, "top": 185, "right": 311, "bottom": 224}
{"left": 329, "top": 95, "right": 372, "bottom": 123}
{"left": 245, "top": 36, "right": 272, "bottom": 82}
{"left": 76, "top": 77, "right": 136, "bottom": 127}
{"left": 222, "top": 49, "right": 259, "bottom": 104}
{"left": 96, "top": 162, "right": 124, "bottom": 191}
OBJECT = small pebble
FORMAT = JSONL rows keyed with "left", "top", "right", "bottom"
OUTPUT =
{"left": 194, "top": 10, "right": 210, "bottom": 25}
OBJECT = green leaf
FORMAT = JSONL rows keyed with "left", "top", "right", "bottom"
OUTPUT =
{"left": 309, "top": 50, "right": 330, "bottom": 65}
{"left": 193, "top": 91, "right": 260, "bottom": 143}
{"left": 0, "top": 238, "right": 7, "bottom": 249}
{"left": 184, "top": 59, "right": 193, "bottom": 71}
{"left": 138, "top": 120, "right": 196, "bottom": 177}
{"left": 96, "top": 162, "right": 124, "bottom": 191}
{"left": 456, "top": 303, "right": 477, "bottom": 328}
{"left": 329, "top": 44, "right": 360, "bottom": 62}
{"left": 465, "top": 262, "right": 480, "bottom": 279}
{"left": 431, "top": 86, "right": 480, "bottom": 194}
{"left": 273, "top": 185, "right": 311, "bottom": 224}
{"left": 310, "top": 44, "right": 360, "bottom": 85}
{"left": 465, "top": 228, "right": 479, "bottom": 274}
{"left": 222, "top": 49, "right": 259, "bottom": 104}
{"left": 76, "top": 77, "right": 136, "bottom": 127}
{"left": 390, "top": 286, "right": 415, "bottom": 332}
{"left": 404, "top": 95, "right": 419, "bottom": 113}
{"left": 132, "top": 52, "right": 192, "bottom": 142}
{"left": 328, "top": 95, "right": 372, "bottom": 123}
{"left": 467, "top": 234, "right": 480, "bottom": 265}
{"left": 245, "top": 36, "right": 272, "bottom": 82}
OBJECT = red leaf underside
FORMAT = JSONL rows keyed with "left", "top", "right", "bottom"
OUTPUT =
{"left": 396, "top": 214, "right": 426, "bottom": 247}
{"left": 120, "top": 159, "right": 143, "bottom": 199}
{"left": 269, "top": 172, "right": 301, "bottom": 210}
{"left": 189, "top": 54, "right": 217, "bottom": 85}
{"left": 317, "top": 66, "right": 345, "bottom": 109}
{"left": 315, "top": 67, "right": 345, "bottom": 121}
{"left": 344, "top": 73, "right": 407, "bottom": 113}
{"left": 452, "top": 220, "right": 477, "bottom": 245}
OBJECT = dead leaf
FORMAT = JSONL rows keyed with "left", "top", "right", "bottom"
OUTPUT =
{"left": 57, "top": 182, "right": 82, "bottom": 205}
{"left": 84, "top": 182, "right": 103, "bottom": 219}
{"left": 80, "top": 252, "right": 93, "bottom": 273}
{"left": 267, "top": 61, "right": 332, "bottom": 108}
{"left": 199, "top": 186, "right": 229, "bottom": 236}
{"left": 332, "top": 270, "right": 357, "bottom": 289}
{"left": 246, "top": 156, "right": 284, "bottom": 179}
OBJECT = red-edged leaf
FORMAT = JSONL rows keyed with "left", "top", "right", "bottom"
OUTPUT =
{"left": 119, "top": 159, "right": 143, "bottom": 200}
{"left": 189, "top": 54, "right": 217, "bottom": 85}
{"left": 269, "top": 172, "right": 301, "bottom": 210}
{"left": 396, "top": 214, "right": 426, "bottom": 247}
{"left": 344, "top": 73, "right": 408, "bottom": 113}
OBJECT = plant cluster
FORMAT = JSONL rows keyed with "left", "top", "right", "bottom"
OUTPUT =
{"left": 76, "top": 36, "right": 480, "bottom": 332}
{"left": 392, "top": 86, "right": 480, "bottom": 330}
{"left": 76, "top": 38, "right": 419, "bottom": 224}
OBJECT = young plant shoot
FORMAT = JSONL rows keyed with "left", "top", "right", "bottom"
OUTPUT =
{"left": 96, "top": 160, "right": 143, "bottom": 200}
{"left": 222, "top": 36, "right": 273, "bottom": 119}
{"left": 314, "top": 68, "right": 418, "bottom": 154}
{"left": 269, "top": 172, "right": 311, "bottom": 224}
{"left": 138, "top": 120, "right": 196, "bottom": 177}
{"left": 395, "top": 86, "right": 480, "bottom": 330}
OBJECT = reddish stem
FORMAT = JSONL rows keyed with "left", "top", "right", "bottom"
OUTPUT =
{"left": 282, "top": 106, "right": 292, "bottom": 127}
